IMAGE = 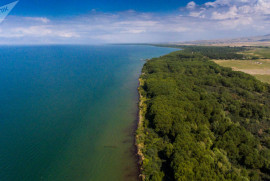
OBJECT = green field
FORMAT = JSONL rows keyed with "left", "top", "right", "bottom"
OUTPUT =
{"left": 243, "top": 47, "right": 270, "bottom": 59}
{"left": 214, "top": 59, "right": 270, "bottom": 69}
{"left": 254, "top": 74, "right": 270, "bottom": 84}
{"left": 214, "top": 59, "right": 270, "bottom": 83}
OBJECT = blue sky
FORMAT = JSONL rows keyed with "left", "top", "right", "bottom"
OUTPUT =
{"left": 4, "top": 0, "right": 208, "bottom": 16}
{"left": 1, "top": 0, "right": 270, "bottom": 44}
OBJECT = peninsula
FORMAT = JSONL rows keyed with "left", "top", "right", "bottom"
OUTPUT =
{"left": 137, "top": 46, "right": 270, "bottom": 180}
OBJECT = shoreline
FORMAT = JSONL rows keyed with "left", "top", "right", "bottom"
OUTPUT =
{"left": 135, "top": 77, "right": 146, "bottom": 181}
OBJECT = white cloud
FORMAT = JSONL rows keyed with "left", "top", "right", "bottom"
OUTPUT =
{"left": 1, "top": 0, "right": 270, "bottom": 44}
{"left": 189, "top": 9, "right": 206, "bottom": 18}
{"left": 205, "top": 0, "right": 231, "bottom": 8}
{"left": 187, "top": 0, "right": 270, "bottom": 19}
{"left": 186, "top": 1, "right": 196, "bottom": 10}
{"left": 24, "top": 17, "right": 50, "bottom": 23}
{"left": 120, "top": 29, "right": 146, "bottom": 34}
{"left": 212, "top": 6, "right": 238, "bottom": 20}
{"left": 186, "top": 0, "right": 270, "bottom": 31}
{"left": 0, "top": 13, "right": 195, "bottom": 44}
{"left": 255, "top": 0, "right": 270, "bottom": 14}
{"left": 0, "top": 17, "right": 80, "bottom": 41}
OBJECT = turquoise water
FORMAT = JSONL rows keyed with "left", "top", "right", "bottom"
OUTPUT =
{"left": 0, "top": 45, "right": 176, "bottom": 181}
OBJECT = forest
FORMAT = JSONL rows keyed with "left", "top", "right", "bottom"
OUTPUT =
{"left": 137, "top": 47, "right": 270, "bottom": 181}
{"left": 155, "top": 45, "right": 259, "bottom": 60}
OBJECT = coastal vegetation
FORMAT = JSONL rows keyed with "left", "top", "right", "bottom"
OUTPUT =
{"left": 137, "top": 46, "right": 270, "bottom": 181}
{"left": 155, "top": 45, "right": 258, "bottom": 60}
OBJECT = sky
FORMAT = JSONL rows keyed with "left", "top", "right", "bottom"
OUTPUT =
{"left": 0, "top": 0, "right": 270, "bottom": 44}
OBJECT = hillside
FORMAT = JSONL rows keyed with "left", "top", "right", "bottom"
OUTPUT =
{"left": 170, "top": 34, "right": 270, "bottom": 46}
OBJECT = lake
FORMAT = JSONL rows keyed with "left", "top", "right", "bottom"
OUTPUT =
{"left": 0, "top": 45, "right": 176, "bottom": 181}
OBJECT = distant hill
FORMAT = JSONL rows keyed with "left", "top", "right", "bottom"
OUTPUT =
{"left": 175, "top": 34, "right": 270, "bottom": 46}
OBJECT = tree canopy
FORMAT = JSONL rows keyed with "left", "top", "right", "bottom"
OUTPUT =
{"left": 138, "top": 49, "right": 270, "bottom": 181}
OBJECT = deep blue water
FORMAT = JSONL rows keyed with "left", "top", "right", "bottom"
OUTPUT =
{"left": 0, "top": 45, "right": 177, "bottom": 181}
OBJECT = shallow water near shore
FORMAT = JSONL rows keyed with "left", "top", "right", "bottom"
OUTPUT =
{"left": 0, "top": 45, "right": 176, "bottom": 181}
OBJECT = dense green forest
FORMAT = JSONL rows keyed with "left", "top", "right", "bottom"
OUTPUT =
{"left": 154, "top": 45, "right": 259, "bottom": 60}
{"left": 137, "top": 48, "right": 270, "bottom": 181}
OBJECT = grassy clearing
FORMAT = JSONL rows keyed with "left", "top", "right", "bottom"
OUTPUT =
{"left": 214, "top": 59, "right": 270, "bottom": 83}
{"left": 214, "top": 46, "right": 270, "bottom": 83}
{"left": 214, "top": 59, "right": 270, "bottom": 69}
{"left": 254, "top": 75, "right": 270, "bottom": 84}
{"left": 243, "top": 47, "right": 270, "bottom": 59}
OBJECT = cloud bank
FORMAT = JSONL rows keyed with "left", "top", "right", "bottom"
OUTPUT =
{"left": 1, "top": 0, "right": 270, "bottom": 44}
